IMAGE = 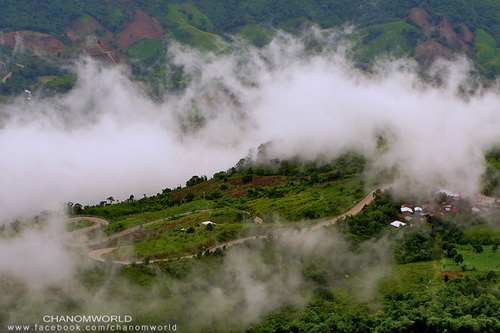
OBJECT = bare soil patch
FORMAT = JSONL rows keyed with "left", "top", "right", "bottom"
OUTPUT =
{"left": 408, "top": 7, "right": 474, "bottom": 57}
{"left": 414, "top": 40, "right": 455, "bottom": 65}
{"left": 1, "top": 31, "right": 65, "bottom": 55}
{"left": 67, "top": 14, "right": 112, "bottom": 41}
{"left": 116, "top": 10, "right": 164, "bottom": 51}
{"left": 437, "top": 17, "right": 474, "bottom": 56}
{"left": 409, "top": 7, "right": 435, "bottom": 38}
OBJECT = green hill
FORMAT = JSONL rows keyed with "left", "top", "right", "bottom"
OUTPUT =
{"left": 0, "top": 0, "right": 498, "bottom": 98}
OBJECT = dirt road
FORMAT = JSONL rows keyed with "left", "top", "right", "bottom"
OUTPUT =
{"left": 83, "top": 189, "right": 382, "bottom": 265}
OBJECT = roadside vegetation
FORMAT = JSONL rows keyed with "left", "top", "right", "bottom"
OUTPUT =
{"left": 78, "top": 152, "right": 366, "bottom": 259}
{"left": 66, "top": 219, "right": 95, "bottom": 232}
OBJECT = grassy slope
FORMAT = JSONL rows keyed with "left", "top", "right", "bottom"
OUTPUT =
{"left": 114, "top": 210, "right": 246, "bottom": 259}
{"left": 442, "top": 245, "right": 500, "bottom": 271}
{"left": 97, "top": 173, "right": 364, "bottom": 259}
{"left": 66, "top": 219, "right": 95, "bottom": 232}
{"left": 164, "top": 3, "right": 221, "bottom": 51}
{"left": 475, "top": 29, "right": 500, "bottom": 75}
{"left": 102, "top": 199, "right": 214, "bottom": 235}
{"left": 127, "top": 39, "right": 164, "bottom": 61}
{"left": 245, "top": 175, "right": 364, "bottom": 220}
{"left": 354, "top": 21, "right": 424, "bottom": 60}
{"left": 82, "top": 152, "right": 367, "bottom": 259}
{"left": 231, "top": 24, "right": 275, "bottom": 47}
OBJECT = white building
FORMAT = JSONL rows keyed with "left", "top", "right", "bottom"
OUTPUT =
{"left": 201, "top": 221, "right": 217, "bottom": 226}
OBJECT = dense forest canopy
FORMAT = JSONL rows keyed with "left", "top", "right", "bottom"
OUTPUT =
{"left": 0, "top": 0, "right": 498, "bottom": 40}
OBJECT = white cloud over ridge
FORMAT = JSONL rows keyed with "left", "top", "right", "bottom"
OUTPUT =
{"left": 0, "top": 33, "right": 499, "bottom": 222}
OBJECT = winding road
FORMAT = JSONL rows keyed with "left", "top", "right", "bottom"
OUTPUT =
{"left": 69, "top": 189, "right": 499, "bottom": 265}
{"left": 74, "top": 189, "right": 383, "bottom": 265}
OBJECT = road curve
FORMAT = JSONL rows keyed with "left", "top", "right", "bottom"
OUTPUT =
{"left": 311, "top": 188, "right": 381, "bottom": 231}
{"left": 74, "top": 188, "right": 500, "bottom": 265}
{"left": 85, "top": 188, "right": 384, "bottom": 265}
{"left": 67, "top": 217, "right": 109, "bottom": 236}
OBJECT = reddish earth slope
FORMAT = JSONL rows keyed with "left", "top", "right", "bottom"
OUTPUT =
{"left": 116, "top": 10, "right": 165, "bottom": 51}
{"left": 414, "top": 40, "right": 456, "bottom": 64}
{"left": 1, "top": 31, "right": 65, "bottom": 55}
{"left": 436, "top": 17, "right": 474, "bottom": 56}
{"left": 408, "top": 7, "right": 475, "bottom": 61}
{"left": 409, "top": 7, "right": 435, "bottom": 38}
{"left": 0, "top": 10, "right": 164, "bottom": 63}
{"left": 67, "top": 14, "right": 113, "bottom": 41}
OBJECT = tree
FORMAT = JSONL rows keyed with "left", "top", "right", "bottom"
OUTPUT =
{"left": 185, "top": 193, "right": 195, "bottom": 202}
{"left": 186, "top": 175, "right": 207, "bottom": 187}
{"left": 454, "top": 254, "right": 464, "bottom": 265}
{"left": 73, "top": 203, "right": 83, "bottom": 214}
{"left": 473, "top": 244, "right": 484, "bottom": 253}
{"left": 107, "top": 196, "right": 115, "bottom": 205}
{"left": 242, "top": 174, "right": 253, "bottom": 182}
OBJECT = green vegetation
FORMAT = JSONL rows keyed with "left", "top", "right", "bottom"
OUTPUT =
{"left": 482, "top": 156, "right": 500, "bottom": 196}
{"left": 2, "top": 152, "right": 496, "bottom": 332}
{"left": 354, "top": 21, "right": 425, "bottom": 60}
{"left": 0, "top": 54, "right": 76, "bottom": 97}
{"left": 126, "top": 216, "right": 243, "bottom": 259}
{"left": 127, "top": 39, "right": 164, "bottom": 63}
{"left": 232, "top": 25, "right": 275, "bottom": 47}
{"left": 474, "top": 29, "right": 500, "bottom": 77}
{"left": 249, "top": 192, "right": 499, "bottom": 332}
{"left": 442, "top": 244, "right": 500, "bottom": 271}
{"left": 1, "top": 1, "right": 499, "bottom": 330}
{"left": 66, "top": 219, "right": 95, "bottom": 232}
{"left": 80, "top": 153, "right": 368, "bottom": 259}
{"left": 0, "top": 0, "right": 498, "bottom": 99}
{"left": 163, "top": 3, "right": 221, "bottom": 51}
{"left": 0, "top": 1, "right": 496, "bottom": 42}
{"left": 246, "top": 175, "right": 364, "bottom": 221}
{"left": 337, "top": 189, "right": 399, "bottom": 243}
{"left": 45, "top": 73, "right": 77, "bottom": 93}
{"left": 98, "top": 199, "right": 214, "bottom": 235}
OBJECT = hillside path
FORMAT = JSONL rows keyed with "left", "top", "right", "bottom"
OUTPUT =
{"left": 86, "top": 189, "right": 382, "bottom": 264}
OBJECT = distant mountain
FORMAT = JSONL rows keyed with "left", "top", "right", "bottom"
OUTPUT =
{"left": 0, "top": 0, "right": 498, "bottom": 97}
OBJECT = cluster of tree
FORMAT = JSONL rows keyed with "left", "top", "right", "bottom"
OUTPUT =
{"left": 1, "top": 1, "right": 497, "bottom": 43}
{"left": 482, "top": 160, "right": 500, "bottom": 196}
{"left": 337, "top": 189, "right": 400, "bottom": 243}
{"left": 80, "top": 188, "right": 180, "bottom": 219}
{"left": 250, "top": 267, "right": 499, "bottom": 332}
{"left": 394, "top": 213, "right": 498, "bottom": 265}
{"left": 186, "top": 175, "right": 207, "bottom": 187}
{"left": 0, "top": 52, "right": 75, "bottom": 96}
{"left": 0, "top": 0, "right": 130, "bottom": 35}
{"left": 0, "top": 0, "right": 498, "bottom": 98}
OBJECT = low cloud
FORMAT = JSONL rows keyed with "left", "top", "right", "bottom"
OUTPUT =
{"left": 1, "top": 32, "right": 499, "bottom": 221}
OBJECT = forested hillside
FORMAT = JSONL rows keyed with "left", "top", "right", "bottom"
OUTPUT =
{"left": 0, "top": 1, "right": 498, "bottom": 39}
{"left": 0, "top": 0, "right": 498, "bottom": 79}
